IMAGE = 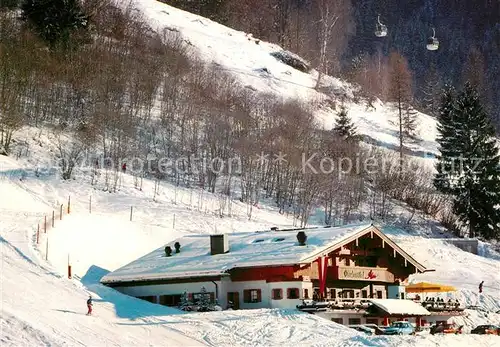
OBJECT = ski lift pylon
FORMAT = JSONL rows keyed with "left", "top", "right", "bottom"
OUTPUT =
{"left": 426, "top": 27, "right": 439, "bottom": 51}
{"left": 375, "top": 14, "right": 387, "bottom": 37}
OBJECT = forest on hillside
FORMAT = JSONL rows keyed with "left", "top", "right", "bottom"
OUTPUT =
{"left": 166, "top": 0, "right": 500, "bottom": 129}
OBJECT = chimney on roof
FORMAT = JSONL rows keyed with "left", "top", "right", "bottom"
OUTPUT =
{"left": 210, "top": 234, "right": 229, "bottom": 255}
{"left": 297, "top": 231, "right": 307, "bottom": 246}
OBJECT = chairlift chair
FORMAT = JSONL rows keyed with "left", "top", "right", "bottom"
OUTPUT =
{"left": 426, "top": 28, "right": 439, "bottom": 50}
{"left": 375, "top": 15, "right": 387, "bottom": 37}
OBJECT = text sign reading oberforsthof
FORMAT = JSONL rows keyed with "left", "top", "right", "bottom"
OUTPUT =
{"left": 337, "top": 266, "right": 394, "bottom": 282}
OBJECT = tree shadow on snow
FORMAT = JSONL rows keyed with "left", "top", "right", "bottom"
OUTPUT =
{"left": 81, "top": 265, "right": 184, "bottom": 320}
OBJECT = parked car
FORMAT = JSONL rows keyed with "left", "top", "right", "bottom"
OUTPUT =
{"left": 471, "top": 325, "right": 500, "bottom": 335}
{"left": 430, "top": 322, "right": 463, "bottom": 335}
{"left": 382, "top": 321, "right": 415, "bottom": 335}
{"left": 348, "top": 325, "right": 374, "bottom": 335}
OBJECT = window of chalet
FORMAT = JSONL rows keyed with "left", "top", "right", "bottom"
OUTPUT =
{"left": 243, "top": 289, "right": 262, "bottom": 303}
{"left": 138, "top": 296, "right": 157, "bottom": 303}
{"left": 329, "top": 289, "right": 335, "bottom": 299}
{"left": 377, "top": 290, "right": 383, "bottom": 299}
{"left": 287, "top": 288, "right": 300, "bottom": 299}
{"left": 272, "top": 289, "right": 283, "bottom": 300}
{"left": 348, "top": 318, "right": 361, "bottom": 325}
{"left": 331, "top": 318, "right": 343, "bottom": 324}
{"left": 343, "top": 289, "right": 354, "bottom": 299}
{"left": 366, "top": 319, "right": 379, "bottom": 325}
{"left": 361, "top": 290, "right": 368, "bottom": 298}
{"left": 159, "top": 294, "right": 182, "bottom": 306}
{"left": 345, "top": 258, "right": 351, "bottom": 266}
{"left": 304, "top": 288, "right": 309, "bottom": 299}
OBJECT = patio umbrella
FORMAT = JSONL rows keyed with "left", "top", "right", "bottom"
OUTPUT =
{"left": 405, "top": 282, "right": 457, "bottom": 293}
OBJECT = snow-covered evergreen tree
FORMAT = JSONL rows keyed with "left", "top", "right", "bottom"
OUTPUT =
{"left": 179, "top": 291, "right": 192, "bottom": 311}
{"left": 434, "top": 85, "right": 459, "bottom": 194}
{"left": 197, "top": 286, "right": 213, "bottom": 312}
{"left": 333, "top": 107, "right": 357, "bottom": 140}
{"left": 403, "top": 104, "right": 418, "bottom": 139}
{"left": 435, "top": 82, "right": 500, "bottom": 239}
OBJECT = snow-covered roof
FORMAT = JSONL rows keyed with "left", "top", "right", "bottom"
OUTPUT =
{"left": 101, "top": 223, "right": 374, "bottom": 284}
{"left": 369, "top": 299, "right": 430, "bottom": 316}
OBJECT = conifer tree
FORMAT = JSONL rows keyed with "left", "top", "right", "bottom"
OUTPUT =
{"left": 434, "top": 85, "right": 459, "bottom": 194}
{"left": 20, "top": 0, "right": 89, "bottom": 49}
{"left": 420, "top": 63, "right": 442, "bottom": 117}
{"left": 435, "top": 82, "right": 500, "bottom": 239}
{"left": 333, "top": 107, "right": 357, "bottom": 140}
{"left": 403, "top": 104, "right": 418, "bottom": 139}
{"left": 179, "top": 291, "right": 192, "bottom": 311}
{"left": 198, "top": 286, "right": 212, "bottom": 311}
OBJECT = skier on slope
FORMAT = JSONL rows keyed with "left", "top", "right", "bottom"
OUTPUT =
{"left": 87, "top": 295, "right": 93, "bottom": 315}
{"left": 479, "top": 281, "right": 484, "bottom": 294}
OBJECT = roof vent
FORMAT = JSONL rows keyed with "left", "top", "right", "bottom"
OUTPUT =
{"left": 296, "top": 231, "right": 307, "bottom": 246}
{"left": 210, "top": 234, "right": 229, "bottom": 255}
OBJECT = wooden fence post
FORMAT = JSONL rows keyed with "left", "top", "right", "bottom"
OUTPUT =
{"left": 68, "top": 254, "right": 72, "bottom": 279}
{"left": 130, "top": 206, "right": 133, "bottom": 221}
{"left": 173, "top": 214, "right": 176, "bottom": 230}
{"left": 67, "top": 196, "right": 71, "bottom": 214}
{"left": 45, "top": 238, "right": 48, "bottom": 260}
{"left": 52, "top": 210, "right": 55, "bottom": 227}
{"left": 89, "top": 196, "right": 92, "bottom": 214}
{"left": 36, "top": 224, "right": 40, "bottom": 244}
{"left": 44, "top": 216, "right": 47, "bottom": 233}
{"left": 60, "top": 204, "right": 63, "bottom": 220}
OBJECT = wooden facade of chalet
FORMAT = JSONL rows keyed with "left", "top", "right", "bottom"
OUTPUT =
{"left": 102, "top": 224, "right": 428, "bottom": 314}
{"left": 226, "top": 226, "right": 425, "bottom": 303}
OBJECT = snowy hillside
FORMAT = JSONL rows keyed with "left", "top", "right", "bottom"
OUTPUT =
{"left": 127, "top": 0, "right": 439, "bottom": 159}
